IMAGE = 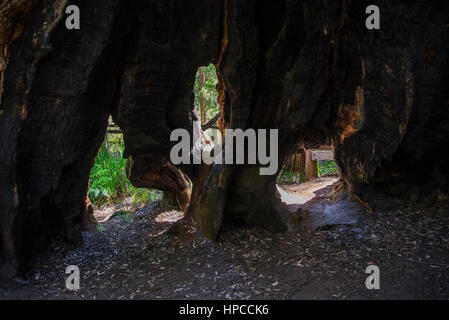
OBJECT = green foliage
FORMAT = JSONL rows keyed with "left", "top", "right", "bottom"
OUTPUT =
{"left": 194, "top": 64, "right": 220, "bottom": 119}
{"left": 277, "top": 168, "right": 306, "bottom": 184}
{"left": 318, "top": 160, "right": 339, "bottom": 176}
{"left": 277, "top": 159, "right": 339, "bottom": 185}
{"left": 88, "top": 135, "right": 161, "bottom": 207}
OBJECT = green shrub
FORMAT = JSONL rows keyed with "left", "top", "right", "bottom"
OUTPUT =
{"left": 277, "top": 168, "right": 305, "bottom": 184}
{"left": 88, "top": 136, "right": 161, "bottom": 207}
{"left": 318, "top": 160, "right": 339, "bottom": 176}
{"left": 277, "top": 159, "right": 339, "bottom": 185}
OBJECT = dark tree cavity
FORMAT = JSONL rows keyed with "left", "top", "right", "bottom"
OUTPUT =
{"left": 1, "top": 0, "right": 448, "bottom": 278}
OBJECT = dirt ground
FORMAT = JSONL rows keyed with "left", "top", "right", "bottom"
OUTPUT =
{"left": 1, "top": 178, "right": 449, "bottom": 300}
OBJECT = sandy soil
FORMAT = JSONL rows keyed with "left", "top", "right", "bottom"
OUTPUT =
{"left": 278, "top": 176, "right": 339, "bottom": 210}
{"left": 1, "top": 178, "right": 449, "bottom": 300}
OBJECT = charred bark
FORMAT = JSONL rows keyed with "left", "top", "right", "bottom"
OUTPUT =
{"left": 0, "top": 0, "right": 134, "bottom": 278}
{"left": 126, "top": 154, "right": 192, "bottom": 211}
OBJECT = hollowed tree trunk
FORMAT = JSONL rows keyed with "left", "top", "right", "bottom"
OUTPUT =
{"left": 1, "top": 0, "right": 448, "bottom": 278}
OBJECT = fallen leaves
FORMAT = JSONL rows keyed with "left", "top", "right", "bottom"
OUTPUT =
{"left": 2, "top": 196, "right": 449, "bottom": 300}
